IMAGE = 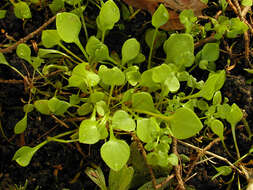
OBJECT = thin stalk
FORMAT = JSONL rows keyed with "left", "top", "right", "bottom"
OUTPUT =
{"left": 107, "top": 85, "right": 114, "bottom": 106}
{"left": 47, "top": 137, "right": 79, "bottom": 143}
{"left": 75, "top": 40, "right": 89, "bottom": 60}
{"left": 232, "top": 125, "right": 241, "bottom": 159}
{"left": 101, "top": 31, "right": 106, "bottom": 43}
{"left": 221, "top": 140, "right": 233, "bottom": 158}
{"left": 78, "top": 1, "right": 89, "bottom": 41}
{"left": 59, "top": 43, "right": 85, "bottom": 63}
{"left": 133, "top": 109, "right": 173, "bottom": 121}
{"left": 148, "top": 28, "right": 158, "bottom": 69}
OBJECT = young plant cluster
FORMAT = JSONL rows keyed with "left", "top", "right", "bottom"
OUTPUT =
{"left": 0, "top": 0, "right": 252, "bottom": 189}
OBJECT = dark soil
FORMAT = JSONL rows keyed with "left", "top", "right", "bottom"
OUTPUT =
{"left": 0, "top": 1, "right": 252, "bottom": 190}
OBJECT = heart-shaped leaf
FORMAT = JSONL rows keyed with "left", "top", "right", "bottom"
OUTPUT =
{"left": 101, "top": 139, "right": 130, "bottom": 171}
{"left": 169, "top": 107, "right": 203, "bottom": 139}
{"left": 42, "top": 30, "right": 61, "bottom": 48}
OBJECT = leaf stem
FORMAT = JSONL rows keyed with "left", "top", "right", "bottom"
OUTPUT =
{"left": 148, "top": 28, "right": 158, "bottom": 69}
{"left": 59, "top": 43, "right": 84, "bottom": 63}
{"left": 107, "top": 85, "right": 114, "bottom": 106}
{"left": 232, "top": 125, "right": 241, "bottom": 159}
{"left": 133, "top": 109, "right": 173, "bottom": 121}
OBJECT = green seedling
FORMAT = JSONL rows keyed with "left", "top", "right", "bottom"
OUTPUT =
{"left": 13, "top": 1, "right": 32, "bottom": 19}
{"left": 148, "top": 4, "right": 169, "bottom": 69}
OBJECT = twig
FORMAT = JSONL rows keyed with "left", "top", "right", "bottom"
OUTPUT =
{"left": 155, "top": 174, "right": 175, "bottom": 189}
{"left": 184, "top": 137, "right": 221, "bottom": 181}
{"left": 131, "top": 133, "right": 157, "bottom": 189}
{"left": 0, "top": 15, "right": 56, "bottom": 53}
{"left": 0, "top": 79, "right": 24, "bottom": 84}
{"left": 177, "top": 140, "right": 243, "bottom": 175}
{"left": 172, "top": 137, "right": 185, "bottom": 190}
{"left": 194, "top": 34, "right": 216, "bottom": 48}
{"left": 51, "top": 114, "right": 70, "bottom": 128}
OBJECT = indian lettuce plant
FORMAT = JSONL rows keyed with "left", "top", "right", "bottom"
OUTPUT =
{"left": 0, "top": 0, "right": 248, "bottom": 188}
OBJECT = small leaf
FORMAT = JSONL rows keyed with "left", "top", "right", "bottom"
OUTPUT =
{"left": 69, "top": 94, "right": 81, "bottom": 105}
{"left": 14, "top": 2, "right": 32, "bottom": 19}
{"left": 242, "top": 0, "right": 252, "bottom": 6}
{"left": 42, "top": 30, "right": 61, "bottom": 48}
{"left": 0, "top": 10, "right": 7, "bottom": 19}
{"left": 101, "top": 139, "right": 130, "bottom": 171}
{"left": 201, "top": 43, "right": 220, "bottom": 62}
{"left": 69, "top": 63, "right": 100, "bottom": 88}
{"left": 14, "top": 115, "right": 27, "bottom": 134}
{"left": 79, "top": 120, "right": 100, "bottom": 144}
{"left": 169, "top": 107, "right": 203, "bottom": 139}
{"left": 97, "top": 0, "right": 120, "bottom": 32}
{"left": 213, "top": 91, "right": 222, "bottom": 105}
{"left": 210, "top": 119, "right": 224, "bottom": 140}
{"left": 0, "top": 52, "right": 9, "bottom": 66}
{"left": 167, "top": 153, "right": 178, "bottom": 166}
{"left": 49, "top": 0, "right": 64, "bottom": 14}
{"left": 34, "top": 100, "right": 50, "bottom": 115}
{"left": 226, "top": 103, "right": 243, "bottom": 127}
{"left": 145, "top": 28, "right": 167, "bottom": 49}
{"left": 136, "top": 118, "right": 160, "bottom": 143}
{"left": 112, "top": 110, "right": 136, "bottom": 131}
{"left": 98, "top": 65, "right": 125, "bottom": 86}
{"left": 56, "top": 12, "right": 81, "bottom": 43}
{"left": 163, "top": 33, "right": 194, "bottom": 65}
{"left": 48, "top": 97, "right": 70, "bottom": 115}
{"left": 109, "top": 165, "right": 134, "bottom": 190}
{"left": 152, "top": 4, "right": 169, "bottom": 28}
{"left": 77, "top": 103, "right": 93, "bottom": 116}
{"left": 132, "top": 92, "right": 156, "bottom": 113}
{"left": 121, "top": 38, "right": 140, "bottom": 65}
{"left": 13, "top": 146, "right": 36, "bottom": 167}
{"left": 16, "top": 43, "right": 31, "bottom": 63}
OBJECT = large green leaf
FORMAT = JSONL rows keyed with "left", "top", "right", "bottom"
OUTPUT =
{"left": 56, "top": 12, "right": 81, "bottom": 43}
{"left": 101, "top": 139, "right": 130, "bottom": 171}
{"left": 169, "top": 107, "right": 203, "bottom": 139}
{"left": 163, "top": 33, "right": 194, "bottom": 66}
{"left": 112, "top": 110, "right": 136, "bottom": 132}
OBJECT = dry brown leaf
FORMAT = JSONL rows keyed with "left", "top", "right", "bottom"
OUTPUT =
{"left": 123, "top": 0, "right": 207, "bottom": 30}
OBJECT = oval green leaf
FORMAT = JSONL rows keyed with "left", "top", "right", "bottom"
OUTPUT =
{"left": 112, "top": 110, "right": 136, "bottom": 131}
{"left": 169, "top": 107, "right": 203, "bottom": 139}
{"left": 122, "top": 38, "right": 140, "bottom": 65}
{"left": 152, "top": 4, "right": 169, "bottom": 28}
{"left": 79, "top": 120, "right": 100, "bottom": 144}
{"left": 100, "top": 139, "right": 130, "bottom": 171}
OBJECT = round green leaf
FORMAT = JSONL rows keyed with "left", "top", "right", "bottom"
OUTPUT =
{"left": 169, "top": 107, "right": 203, "bottom": 139}
{"left": 137, "top": 118, "right": 160, "bottom": 143}
{"left": 14, "top": 2, "right": 32, "bottom": 19}
{"left": 122, "top": 38, "right": 140, "bottom": 65}
{"left": 210, "top": 119, "right": 224, "bottom": 140}
{"left": 16, "top": 43, "right": 31, "bottom": 63}
{"left": 101, "top": 139, "right": 130, "bottom": 171}
{"left": 201, "top": 43, "right": 220, "bottom": 62}
{"left": 79, "top": 120, "right": 100, "bottom": 144}
{"left": 34, "top": 100, "right": 50, "bottom": 115}
{"left": 42, "top": 30, "right": 61, "bottom": 48}
{"left": 56, "top": 12, "right": 81, "bottom": 43}
{"left": 112, "top": 110, "right": 136, "bottom": 131}
{"left": 152, "top": 4, "right": 169, "bottom": 28}
{"left": 97, "top": 0, "right": 120, "bottom": 32}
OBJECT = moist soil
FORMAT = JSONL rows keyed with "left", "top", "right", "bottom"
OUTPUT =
{"left": 0, "top": 1, "right": 252, "bottom": 190}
